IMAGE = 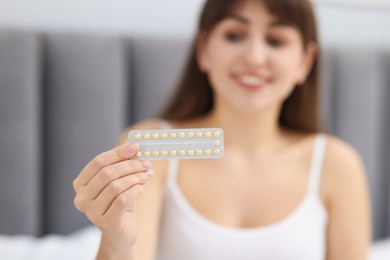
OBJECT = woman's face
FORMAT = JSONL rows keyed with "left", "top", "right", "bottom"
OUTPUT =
{"left": 198, "top": 0, "right": 316, "bottom": 113}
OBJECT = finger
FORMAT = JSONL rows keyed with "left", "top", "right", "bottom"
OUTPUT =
{"left": 74, "top": 142, "right": 139, "bottom": 187}
{"left": 84, "top": 160, "right": 151, "bottom": 200}
{"left": 86, "top": 170, "right": 153, "bottom": 217}
{"left": 104, "top": 184, "right": 146, "bottom": 219}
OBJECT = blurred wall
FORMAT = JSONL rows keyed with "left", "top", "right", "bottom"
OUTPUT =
{"left": 0, "top": 0, "right": 389, "bottom": 48}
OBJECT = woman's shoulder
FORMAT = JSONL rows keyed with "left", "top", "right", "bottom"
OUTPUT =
{"left": 322, "top": 133, "right": 365, "bottom": 175}
{"left": 118, "top": 118, "right": 171, "bottom": 143}
{"left": 321, "top": 133, "right": 368, "bottom": 205}
{"left": 130, "top": 118, "right": 170, "bottom": 130}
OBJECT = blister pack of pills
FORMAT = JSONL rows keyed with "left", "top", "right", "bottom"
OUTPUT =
{"left": 128, "top": 128, "right": 224, "bottom": 160}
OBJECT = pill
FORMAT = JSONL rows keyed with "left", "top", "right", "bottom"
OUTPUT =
{"left": 128, "top": 128, "right": 224, "bottom": 160}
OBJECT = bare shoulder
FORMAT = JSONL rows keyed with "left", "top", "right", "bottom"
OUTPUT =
{"left": 321, "top": 134, "right": 368, "bottom": 205}
{"left": 321, "top": 134, "right": 372, "bottom": 252}
{"left": 117, "top": 118, "right": 168, "bottom": 143}
{"left": 323, "top": 134, "right": 366, "bottom": 178}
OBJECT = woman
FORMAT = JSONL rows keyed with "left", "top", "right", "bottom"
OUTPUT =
{"left": 73, "top": 0, "right": 371, "bottom": 259}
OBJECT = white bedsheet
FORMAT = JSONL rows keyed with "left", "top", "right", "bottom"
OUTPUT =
{"left": 0, "top": 226, "right": 100, "bottom": 260}
{"left": 370, "top": 237, "right": 390, "bottom": 260}
{"left": 0, "top": 227, "right": 389, "bottom": 260}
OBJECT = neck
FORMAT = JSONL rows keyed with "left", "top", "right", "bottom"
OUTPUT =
{"left": 201, "top": 103, "right": 285, "bottom": 155}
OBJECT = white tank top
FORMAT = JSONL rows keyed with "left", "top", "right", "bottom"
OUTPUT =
{"left": 156, "top": 122, "right": 328, "bottom": 260}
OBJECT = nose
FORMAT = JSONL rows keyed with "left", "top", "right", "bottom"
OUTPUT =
{"left": 243, "top": 37, "right": 268, "bottom": 67}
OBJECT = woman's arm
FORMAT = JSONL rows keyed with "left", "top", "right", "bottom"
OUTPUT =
{"left": 96, "top": 155, "right": 167, "bottom": 260}
{"left": 114, "top": 120, "right": 170, "bottom": 260}
{"left": 323, "top": 136, "right": 372, "bottom": 260}
{"left": 74, "top": 119, "right": 169, "bottom": 260}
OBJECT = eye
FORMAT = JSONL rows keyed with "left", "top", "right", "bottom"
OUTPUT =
{"left": 224, "top": 31, "right": 245, "bottom": 42}
{"left": 267, "top": 37, "right": 285, "bottom": 47}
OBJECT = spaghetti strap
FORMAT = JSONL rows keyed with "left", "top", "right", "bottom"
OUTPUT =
{"left": 307, "top": 134, "right": 327, "bottom": 195}
{"left": 166, "top": 159, "right": 179, "bottom": 182}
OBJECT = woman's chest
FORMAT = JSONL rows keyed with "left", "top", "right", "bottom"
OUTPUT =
{"left": 176, "top": 156, "right": 313, "bottom": 228}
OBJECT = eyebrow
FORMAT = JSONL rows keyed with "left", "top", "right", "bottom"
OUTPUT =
{"left": 226, "top": 14, "right": 249, "bottom": 24}
{"left": 225, "top": 14, "right": 291, "bottom": 28}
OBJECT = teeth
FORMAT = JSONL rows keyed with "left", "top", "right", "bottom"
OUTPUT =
{"left": 240, "top": 76, "right": 265, "bottom": 86}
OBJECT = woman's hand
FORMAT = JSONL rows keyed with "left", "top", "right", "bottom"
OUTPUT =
{"left": 73, "top": 142, "right": 153, "bottom": 250}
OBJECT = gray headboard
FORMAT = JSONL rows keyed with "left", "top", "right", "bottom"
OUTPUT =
{"left": 0, "top": 28, "right": 389, "bottom": 240}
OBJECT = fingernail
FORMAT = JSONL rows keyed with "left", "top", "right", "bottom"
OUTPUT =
{"left": 145, "top": 169, "right": 154, "bottom": 177}
{"left": 141, "top": 160, "right": 151, "bottom": 168}
{"left": 128, "top": 143, "right": 139, "bottom": 153}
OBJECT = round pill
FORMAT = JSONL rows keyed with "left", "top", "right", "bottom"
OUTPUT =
{"left": 179, "top": 150, "right": 186, "bottom": 156}
{"left": 153, "top": 151, "right": 160, "bottom": 157}
{"left": 214, "top": 140, "right": 221, "bottom": 146}
{"left": 153, "top": 133, "right": 159, "bottom": 139}
{"left": 162, "top": 151, "right": 168, "bottom": 156}
{"left": 144, "top": 151, "right": 151, "bottom": 157}
{"left": 213, "top": 131, "right": 220, "bottom": 138}
{"left": 196, "top": 132, "right": 203, "bottom": 138}
{"left": 136, "top": 151, "right": 142, "bottom": 157}
{"left": 188, "top": 132, "right": 194, "bottom": 138}
{"left": 188, "top": 150, "right": 194, "bottom": 156}
{"left": 161, "top": 133, "right": 168, "bottom": 139}
{"left": 179, "top": 132, "right": 185, "bottom": 138}
{"left": 205, "top": 150, "right": 212, "bottom": 155}
{"left": 205, "top": 132, "right": 211, "bottom": 138}
{"left": 214, "top": 149, "right": 221, "bottom": 155}
{"left": 170, "top": 133, "right": 177, "bottom": 139}
{"left": 135, "top": 134, "right": 142, "bottom": 140}
{"left": 144, "top": 134, "right": 150, "bottom": 140}
{"left": 197, "top": 150, "right": 203, "bottom": 155}
{"left": 170, "top": 151, "right": 177, "bottom": 156}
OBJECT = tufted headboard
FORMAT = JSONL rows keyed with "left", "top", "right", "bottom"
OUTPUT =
{"left": 0, "top": 28, "right": 389, "bottom": 240}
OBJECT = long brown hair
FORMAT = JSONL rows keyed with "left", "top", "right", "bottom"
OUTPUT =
{"left": 161, "top": 0, "right": 321, "bottom": 133}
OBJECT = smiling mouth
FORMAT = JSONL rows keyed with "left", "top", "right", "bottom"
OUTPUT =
{"left": 236, "top": 75, "right": 269, "bottom": 90}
